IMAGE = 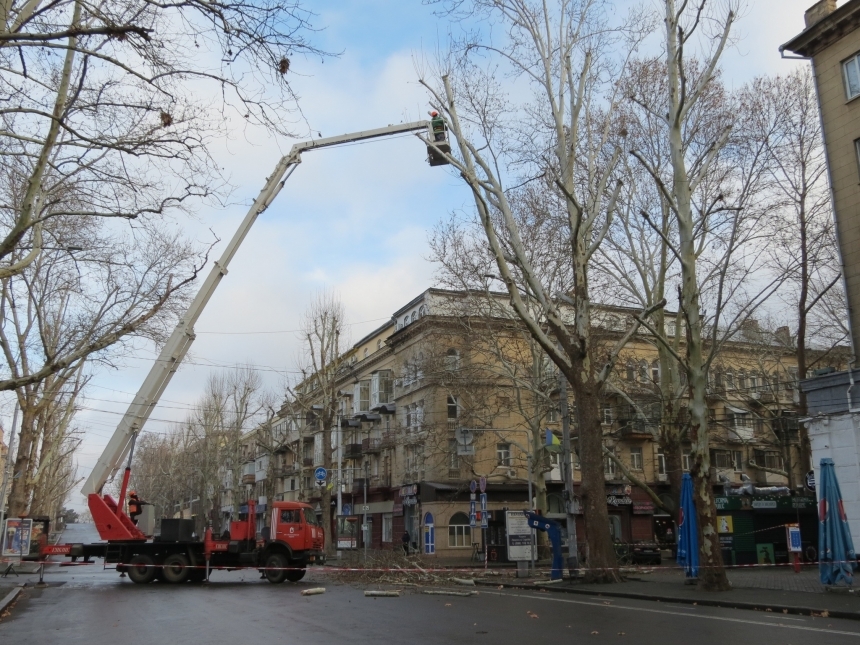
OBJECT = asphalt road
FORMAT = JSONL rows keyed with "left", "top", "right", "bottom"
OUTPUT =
{"left": 3, "top": 524, "right": 860, "bottom": 644}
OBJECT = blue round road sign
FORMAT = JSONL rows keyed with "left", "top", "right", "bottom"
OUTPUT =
{"left": 314, "top": 467, "right": 328, "bottom": 481}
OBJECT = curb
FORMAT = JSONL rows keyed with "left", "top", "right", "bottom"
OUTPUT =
{"left": 0, "top": 585, "right": 24, "bottom": 615}
{"left": 476, "top": 580, "right": 860, "bottom": 622}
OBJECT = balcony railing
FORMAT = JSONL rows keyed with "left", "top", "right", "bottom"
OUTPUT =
{"left": 302, "top": 457, "right": 313, "bottom": 467}
{"left": 362, "top": 437, "right": 383, "bottom": 453}
{"left": 380, "top": 431, "right": 396, "bottom": 448}
{"left": 241, "top": 473, "right": 256, "bottom": 485}
{"left": 344, "top": 443, "right": 363, "bottom": 459}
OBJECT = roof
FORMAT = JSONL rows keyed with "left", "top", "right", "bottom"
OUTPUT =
{"left": 780, "top": 0, "right": 860, "bottom": 58}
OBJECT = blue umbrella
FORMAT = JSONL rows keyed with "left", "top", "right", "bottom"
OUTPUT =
{"left": 819, "top": 458, "right": 857, "bottom": 586}
{"left": 677, "top": 473, "right": 699, "bottom": 579}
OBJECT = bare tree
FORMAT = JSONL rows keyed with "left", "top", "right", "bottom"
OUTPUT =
{"left": 420, "top": 0, "right": 658, "bottom": 581}
{"left": 0, "top": 0, "right": 329, "bottom": 388}
{"left": 745, "top": 67, "right": 846, "bottom": 472}
{"left": 289, "top": 291, "right": 345, "bottom": 557}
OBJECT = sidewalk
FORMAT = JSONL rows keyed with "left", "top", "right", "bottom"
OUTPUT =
{"left": 478, "top": 567, "right": 860, "bottom": 621}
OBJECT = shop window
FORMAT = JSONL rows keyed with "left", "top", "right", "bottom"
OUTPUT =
{"left": 496, "top": 443, "right": 511, "bottom": 466}
{"left": 382, "top": 513, "right": 393, "bottom": 542}
{"left": 608, "top": 515, "right": 622, "bottom": 542}
{"left": 630, "top": 447, "right": 643, "bottom": 470}
{"left": 448, "top": 512, "right": 472, "bottom": 548}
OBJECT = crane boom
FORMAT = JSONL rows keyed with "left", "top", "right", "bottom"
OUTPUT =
{"left": 82, "top": 120, "right": 435, "bottom": 496}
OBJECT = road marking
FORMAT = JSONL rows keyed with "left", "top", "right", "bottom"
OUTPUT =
{"left": 481, "top": 591, "right": 858, "bottom": 637}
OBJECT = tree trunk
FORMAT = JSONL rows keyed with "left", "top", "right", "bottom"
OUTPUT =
{"left": 8, "top": 406, "right": 37, "bottom": 517}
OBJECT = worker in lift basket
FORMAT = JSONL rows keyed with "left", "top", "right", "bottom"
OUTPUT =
{"left": 128, "top": 492, "right": 150, "bottom": 525}
{"left": 430, "top": 111, "right": 446, "bottom": 142}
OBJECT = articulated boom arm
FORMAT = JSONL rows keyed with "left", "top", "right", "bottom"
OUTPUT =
{"left": 83, "top": 120, "right": 434, "bottom": 496}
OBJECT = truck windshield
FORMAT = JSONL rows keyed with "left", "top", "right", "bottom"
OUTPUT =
{"left": 303, "top": 508, "right": 319, "bottom": 526}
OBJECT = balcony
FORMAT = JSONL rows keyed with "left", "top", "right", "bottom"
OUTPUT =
{"left": 362, "top": 437, "right": 383, "bottom": 453}
{"left": 380, "top": 431, "right": 396, "bottom": 448}
{"left": 241, "top": 473, "right": 256, "bottom": 485}
{"left": 302, "top": 457, "right": 313, "bottom": 467}
{"left": 370, "top": 474, "right": 391, "bottom": 488}
{"left": 619, "top": 421, "right": 655, "bottom": 440}
{"left": 344, "top": 443, "right": 363, "bottom": 459}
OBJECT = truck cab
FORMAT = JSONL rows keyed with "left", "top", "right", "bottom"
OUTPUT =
{"left": 260, "top": 501, "right": 326, "bottom": 583}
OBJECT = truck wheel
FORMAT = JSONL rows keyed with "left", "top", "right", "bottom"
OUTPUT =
{"left": 285, "top": 567, "right": 306, "bottom": 582}
{"left": 127, "top": 555, "right": 156, "bottom": 584}
{"left": 162, "top": 553, "right": 191, "bottom": 584}
{"left": 265, "top": 553, "right": 288, "bottom": 584}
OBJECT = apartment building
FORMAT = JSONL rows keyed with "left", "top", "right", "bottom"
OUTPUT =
{"left": 232, "top": 289, "right": 841, "bottom": 562}
{"left": 783, "top": 0, "right": 860, "bottom": 552}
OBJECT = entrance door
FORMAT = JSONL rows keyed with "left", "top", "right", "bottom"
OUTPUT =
{"left": 424, "top": 512, "right": 435, "bottom": 554}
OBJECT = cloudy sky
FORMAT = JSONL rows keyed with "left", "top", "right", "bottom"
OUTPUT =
{"left": 36, "top": 0, "right": 815, "bottom": 511}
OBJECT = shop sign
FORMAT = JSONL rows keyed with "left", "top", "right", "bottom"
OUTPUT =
{"left": 718, "top": 516, "right": 734, "bottom": 534}
{"left": 400, "top": 484, "right": 418, "bottom": 497}
{"left": 751, "top": 500, "right": 777, "bottom": 509}
{"left": 393, "top": 503, "right": 403, "bottom": 517}
{"left": 403, "top": 496, "right": 418, "bottom": 506}
{"left": 719, "top": 535, "right": 733, "bottom": 547}
{"left": 606, "top": 495, "right": 632, "bottom": 506}
{"left": 632, "top": 502, "right": 655, "bottom": 515}
{"left": 505, "top": 511, "right": 536, "bottom": 561}
{"left": 714, "top": 496, "right": 815, "bottom": 512}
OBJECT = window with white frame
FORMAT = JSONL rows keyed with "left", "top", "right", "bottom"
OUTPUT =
{"left": 712, "top": 450, "right": 732, "bottom": 469}
{"left": 447, "top": 395, "right": 458, "bottom": 419}
{"left": 547, "top": 406, "right": 560, "bottom": 423}
{"left": 445, "top": 348, "right": 460, "bottom": 371}
{"left": 657, "top": 453, "right": 666, "bottom": 476}
{"left": 630, "top": 447, "right": 643, "bottom": 470}
{"left": 448, "top": 439, "right": 460, "bottom": 470}
{"left": 448, "top": 512, "right": 471, "bottom": 547}
{"left": 382, "top": 513, "right": 393, "bottom": 542}
{"left": 682, "top": 453, "right": 691, "bottom": 472}
{"left": 604, "top": 450, "right": 616, "bottom": 475}
{"left": 496, "top": 443, "right": 511, "bottom": 466}
{"left": 732, "top": 450, "right": 744, "bottom": 472}
{"left": 602, "top": 406, "right": 613, "bottom": 425}
{"left": 843, "top": 52, "right": 860, "bottom": 100}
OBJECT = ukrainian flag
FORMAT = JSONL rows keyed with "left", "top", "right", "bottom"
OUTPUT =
{"left": 546, "top": 429, "right": 561, "bottom": 447}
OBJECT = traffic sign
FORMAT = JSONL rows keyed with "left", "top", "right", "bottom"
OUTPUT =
{"left": 470, "top": 500, "right": 477, "bottom": 528}
{"left": 805, "top": 470, "right": 815, "bottom": 492}
{"left": 470, "top": 480, "right": 477, "bottom": 493}
{"left": 480, "top": 492, "right": 487, "bottom": 511}
{"left": 479, "top": 476, "right": 487, "bottom": 492}
{"left": 314, "top": 467, "right": 327, "bottom": 481}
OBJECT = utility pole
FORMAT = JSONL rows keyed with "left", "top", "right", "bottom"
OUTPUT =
{"left": 336, "top": 411, "right": 342, "bottom": 558}
{"left": 559, "top": 373, "right": 579, "bottom": 576}
{"left": 0, "top": 404, "right": 19, "bottom": 529}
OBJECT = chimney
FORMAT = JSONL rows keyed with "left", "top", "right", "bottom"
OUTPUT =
{"left": 775, "top": 326, "right": 792, "bottom": 346}
{"left": 805, "top": 0, "right": 837, "bottom": 28}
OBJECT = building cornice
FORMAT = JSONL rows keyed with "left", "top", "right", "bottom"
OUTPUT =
{"left": 781, "top": 0, "right": 860, "bottom": 58}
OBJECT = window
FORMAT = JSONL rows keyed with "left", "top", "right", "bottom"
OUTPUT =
{"left": 626, "top": 361, "right": 635, "bottom": 382}
{"left": 639, "top": 360, "right": 649, "bottom": 383}
{"left": 630, "top": 447, "right": 643, "bottom": 470}
{"left": 303, "top": 508, "right": 319, "bottom": 526}
{"left": 547, "top": 406, "right": 560, "bottom": 423}
{"left": 445, "top": 348, "right": 460, "bottom": 371}
{"left": 302, "top": 476, "right": 312, "bottom": 489}
{"left": 448, "top": 512, "right": 471, "bottom": 547}
{"left": 725, "top": 371, "right": 735, "bottom": 391}
{"left": 604, "top": 450, "right": 616, "bottom": 475}
{"left": 738, "top": 371, "right": 746, "bottom": 391}
{"left": 280, "top": 509, "right": 300, "bottom": 523}
{"left": 712, "top": 450, "right": 732, "bottom": 469}
{"left": 290, "top": 478, "right": 296, "bottom": 491}
{"left": 732, "top": 450, "right": 743, "bottom": 472}
{"left": 448, "top": 439, "right": 460, "bottom": 470}
{"left": 496, "top": 443, "right": 511, "bottom": 466}
{"left": 359, "top": 380, "right": 371, "bottom": 412}
{"left": 682, "top": 453, "right": 691, "bottom": 472}
{"left": 657, "top": 453, "right": 666, "bottom": 476}
{"left": 382, "top": 513, "right": 393, "bottom": 542}
{"left": 372, "top": 370, "right": 393, "bottom": 405}
{"left": 447, "top": 395, "right": 458, "bottom": 419}
{"left": 651, "top": 361, "right": 660, "bottom": 382}
{"left": 749, "top": 373, "right": 758, "bottom": 392}
{"left": 411, "top": 311, "right": 417, "bottom": 323}
{"left": 602, "top": 406, "right": 613, "bottom": 425}
{"left": 364, "top": 347, "right": 369, "bottom": 359}
{"left": 843, "top": 52, "right": 860, "bottom": 100}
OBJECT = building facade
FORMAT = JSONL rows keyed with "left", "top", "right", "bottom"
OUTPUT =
{"left": 783, "top": 0, "right": 860, "bottom": 552}
{"left": 227, "top": 288, "right": 841, "bottom": 564}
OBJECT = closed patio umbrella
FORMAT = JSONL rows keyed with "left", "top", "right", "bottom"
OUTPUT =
{"left": 818, "top": 458, "right": 857, "bottom": 586}
{"left": 677, "top": 473, "right": 698, "bottom": 579}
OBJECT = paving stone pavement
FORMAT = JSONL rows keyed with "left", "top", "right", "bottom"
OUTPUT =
{"left": 644, "top": 564, "right": 827, "bottom": 593}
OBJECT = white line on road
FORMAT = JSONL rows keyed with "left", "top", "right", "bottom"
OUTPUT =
{"left": 482, "top": 591, "right": 858, "bottom": 637}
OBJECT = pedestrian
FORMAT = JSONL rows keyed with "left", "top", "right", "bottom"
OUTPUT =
{"left": 127, "top": 492, "right": 150, "bottom": 525}
{"left": 401, "top": 530, "right": 410, "bottom": 555}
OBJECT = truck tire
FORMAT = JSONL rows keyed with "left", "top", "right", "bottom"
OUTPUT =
{"left": 285, "top": 567, "right": 306, "bottom": 582}
{"left": 265, "top": 553, "right": 288, "bottom": 584}
{"left": 127, "top": 554, "right": 156, "bottom": 584}
{"left": 162, "top": 553, "right": 191, "bottom": 583}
